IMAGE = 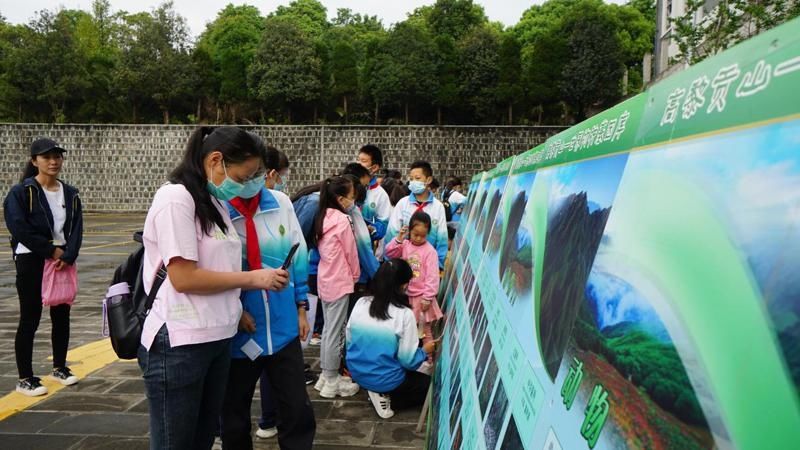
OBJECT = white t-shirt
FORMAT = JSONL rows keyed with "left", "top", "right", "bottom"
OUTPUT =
{"left": 44, "top": 182, "right": 67, "bottom": 245}
{"left": 16, "top": 182, "right": 66, "bottom": 254}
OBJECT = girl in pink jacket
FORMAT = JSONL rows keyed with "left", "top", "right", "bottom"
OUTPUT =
{"left": 385, "top": 211, "right": 442, "bottom": 359}
{"left": 314, "top": 176, "right": 361, "bottom": 398}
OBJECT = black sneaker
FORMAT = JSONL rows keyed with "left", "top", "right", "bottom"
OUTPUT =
{"left": 304, "top": 369, "right": 317, "bottom": 385}
{"left": 51, "top": 367, "right": 79, "bottom": 386}
{"left": 16, "top": 377, "right": 48, "bottom": 397}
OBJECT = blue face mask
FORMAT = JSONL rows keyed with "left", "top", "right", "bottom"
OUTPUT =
{"left": 409, "top": 180, "right": 426, "bottom": 195}
{"left": 239, "top": 177, "right": 264, "bottom": 199}
{"left": 207, "top": 160, "right": 245, "bottom": 201}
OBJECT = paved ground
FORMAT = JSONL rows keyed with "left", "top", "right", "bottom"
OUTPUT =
{"left": 0, "top": 214, "right": 427, "bottom": 449}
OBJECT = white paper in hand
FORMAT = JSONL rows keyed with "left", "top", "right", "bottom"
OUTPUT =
{"left": 241, "top": 338, "right": 263, "bottom": 361}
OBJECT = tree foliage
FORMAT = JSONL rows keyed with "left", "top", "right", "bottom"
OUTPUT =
{"left": 0, "top": 0, "right": 790, "bottom": 125}
{"left": 671, "top": 0, "right": 800, "bottom": 65}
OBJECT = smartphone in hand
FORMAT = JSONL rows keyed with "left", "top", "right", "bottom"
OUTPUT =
{"left": 281, "top": 243, "right": 300, "bottom": 270}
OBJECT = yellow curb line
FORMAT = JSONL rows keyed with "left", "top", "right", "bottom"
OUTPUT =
{"left": 0, "top": 339, "right": 121, "bottom": 421}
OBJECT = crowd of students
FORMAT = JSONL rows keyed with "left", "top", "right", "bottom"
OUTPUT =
{"left": 4, "top": 128, "right": 469, "bottom": 450}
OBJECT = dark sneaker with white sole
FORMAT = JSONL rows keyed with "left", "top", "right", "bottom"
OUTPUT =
{"left": 51, "top": 367, "right": 79, "bottom": 386}
{"left": 16, "top": 377, "right": 48, "bottom": 397}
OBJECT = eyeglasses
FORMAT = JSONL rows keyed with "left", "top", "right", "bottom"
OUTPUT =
{"left": 241, "top": 171, "right": 267, "bottom": 184}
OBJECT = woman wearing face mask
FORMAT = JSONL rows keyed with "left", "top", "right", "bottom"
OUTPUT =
{"left": 221, "top": 138, "right": 315, "bottom": 449}
{"left": 137, "top": 126, "right": 289, "bottom": 450}
{"left": 313, "top": 176, "right": 361, "bottom": 398}
{"left": 265, "top": 147, "right": 290, "bottom": 193}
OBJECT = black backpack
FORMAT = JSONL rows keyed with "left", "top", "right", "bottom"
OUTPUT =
{"left": 442, "top": 189, "right": 454, "bottom": 223}
{"left": 105, "top": 232, "right": 166, "bottom": 359}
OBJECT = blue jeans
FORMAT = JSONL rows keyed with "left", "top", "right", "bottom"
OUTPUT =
{"left": 138, "top": 325, "right": 232, "bottom": 450}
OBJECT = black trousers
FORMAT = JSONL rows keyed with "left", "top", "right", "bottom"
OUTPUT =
{"left": 388, "top": 370, "right": 431, "bottom": 411}
{"left": 221, "top": 337, "right": 315, "bottom": 450}
{"left": 14, "top": 253, "right": 71, "bottom": 379}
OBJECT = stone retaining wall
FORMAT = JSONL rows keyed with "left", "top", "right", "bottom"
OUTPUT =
{"left": 0, "top": 124, "right": 562, "bottom": 212}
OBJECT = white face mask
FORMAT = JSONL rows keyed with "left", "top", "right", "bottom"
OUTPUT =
{"left": 409, "top": 180, "right": 426, "bottom": 195}
{"left": 274, "top": 172, "right": 288, "bottom": 192}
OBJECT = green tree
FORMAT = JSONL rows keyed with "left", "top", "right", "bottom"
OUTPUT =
{"left": 0, "top": 18, "right": 26, "bottom": 120}
{"left": 387, "top": 21, "right": 438, "bottom": 123}
{"left": 559, "top": 0, "right": 625, "bottom": 120}
{"left": 329, "top": 39, "right": 359, "bottom": 123}
{"left": 115, "top": 2, "right": 195, "bottom": 123}
{"left": 326, "top": 9, "right": 386, "bottom": 123}
{"left": 609, "top": 3, "right": 654, "bottom": 94}
{"left": 11, "top": 10, "right": 93, "bottom": 123}
{"left": 197, "top": 4, "right": 265, "bottom": 123}
{"left": 458, "top": 25, "right": 502, "bottom": 123}
{"left": 672, "top": 0, "right": 800, "bottom": 65}
{"left": 427, "top": 0, "right": 487, "bottom": 41}
{"left": 248, "top": 17, "right": 322, "bottom": 123}
{"left": 270, "top": 0, "right": 329, "bottom": 41}
{"left": 515, "top": 0, "right": 577, "bottom": 124}
{"left": 72, "top": 0, "right": 126, "bottom": 122}
{"left": 431, "top": 35, "right": 460, "bottom": 125}
{"left": 514, "top": 0, "right": 579, "bottom": 45}
{"left": 496, "top": 32, "right": 523, "bottom": 124}
{"left": 628, "top": 0, "right": 655, "bottom": 19}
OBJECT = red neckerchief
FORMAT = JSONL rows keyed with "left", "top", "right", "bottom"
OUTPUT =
{"left": 229, "top": 193, "right": 262, "bottom": 271}
{"left": 413, "top": 193, "right": 430, "bottom": 213}
{"left": 368, "top": 177, "right": 380, "bottom": 190}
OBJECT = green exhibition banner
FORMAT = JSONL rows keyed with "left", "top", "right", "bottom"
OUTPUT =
{"left": 429, "top": 16, "right": 800, "bottom": 450}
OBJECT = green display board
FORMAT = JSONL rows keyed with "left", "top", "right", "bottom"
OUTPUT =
{"left": 429, "top": 17, "right": 800, "bottom": 450}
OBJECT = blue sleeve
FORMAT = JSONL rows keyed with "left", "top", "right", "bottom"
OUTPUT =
{"left": 435, "top": 233, "right": 448, "bottom": 269}
{"left": 370, "top": 218, "right": 388, "bottom": 241}
{"left": 357, "top": 243, "right": 380, "bottom": 283}
{"left": 288, "top": 205, "right": 309, "bottom": 304}
{"left": 292, "top": 194, "right": 319, "bottom": 247}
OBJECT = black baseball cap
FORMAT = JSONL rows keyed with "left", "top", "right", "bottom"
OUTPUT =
{"left": 31, "top": 138, "right": 67, "bottom": 156}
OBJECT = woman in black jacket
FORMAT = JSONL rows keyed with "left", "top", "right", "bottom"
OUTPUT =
{"left": 3, "top": 138, "right": 83, "bottom": 397}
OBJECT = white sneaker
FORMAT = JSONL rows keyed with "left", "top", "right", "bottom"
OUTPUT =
{"left": 309, "top": 335, "right": 322, "bottom": 346}
{"left": 320, "top": 376, "right": 360, "bottom": 398}
{"left": 16, "top": 377, "right": 48, "bottom": 397}
{"left": 314, "top": 376, "right": 326, "bottom": 392}
{"left": 255, "top": 426, "right": 278, "bottom": 439}
{"left": 368, "top": 390, "right": 395, "bottom": 419}
{"left": 51, "top": 367, "right": 79, "bottom": 386}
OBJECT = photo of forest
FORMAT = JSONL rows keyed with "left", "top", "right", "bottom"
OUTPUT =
{"left": 538, "top": 154, "right": 628, "bottom": 380}
{"left": 483, "top": 175, "right": 513, "bottom": 257}
{"left": 480, "top": 180, "right": 507, "bottom": 252}
{"left": 498, "top": 172, "right": 536, "bottom": 306}
{"left": 625, "top": 122, "right": 800, "bottom": 396}
{"left": 568, "top": 269, "right": 717, "bottom": 449}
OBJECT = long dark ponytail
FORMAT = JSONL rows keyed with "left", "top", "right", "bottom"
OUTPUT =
{"left": 20, "top": 160, "right": 38, "bottom": 182}
{"left": 168, "top": 126, "right": 264, "bottom": 236}
{"left": 369, "top": 259, "right": 414, "bottom": 320}
{"left": 311, "top": 176, "right": 353, "bottom": 246}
